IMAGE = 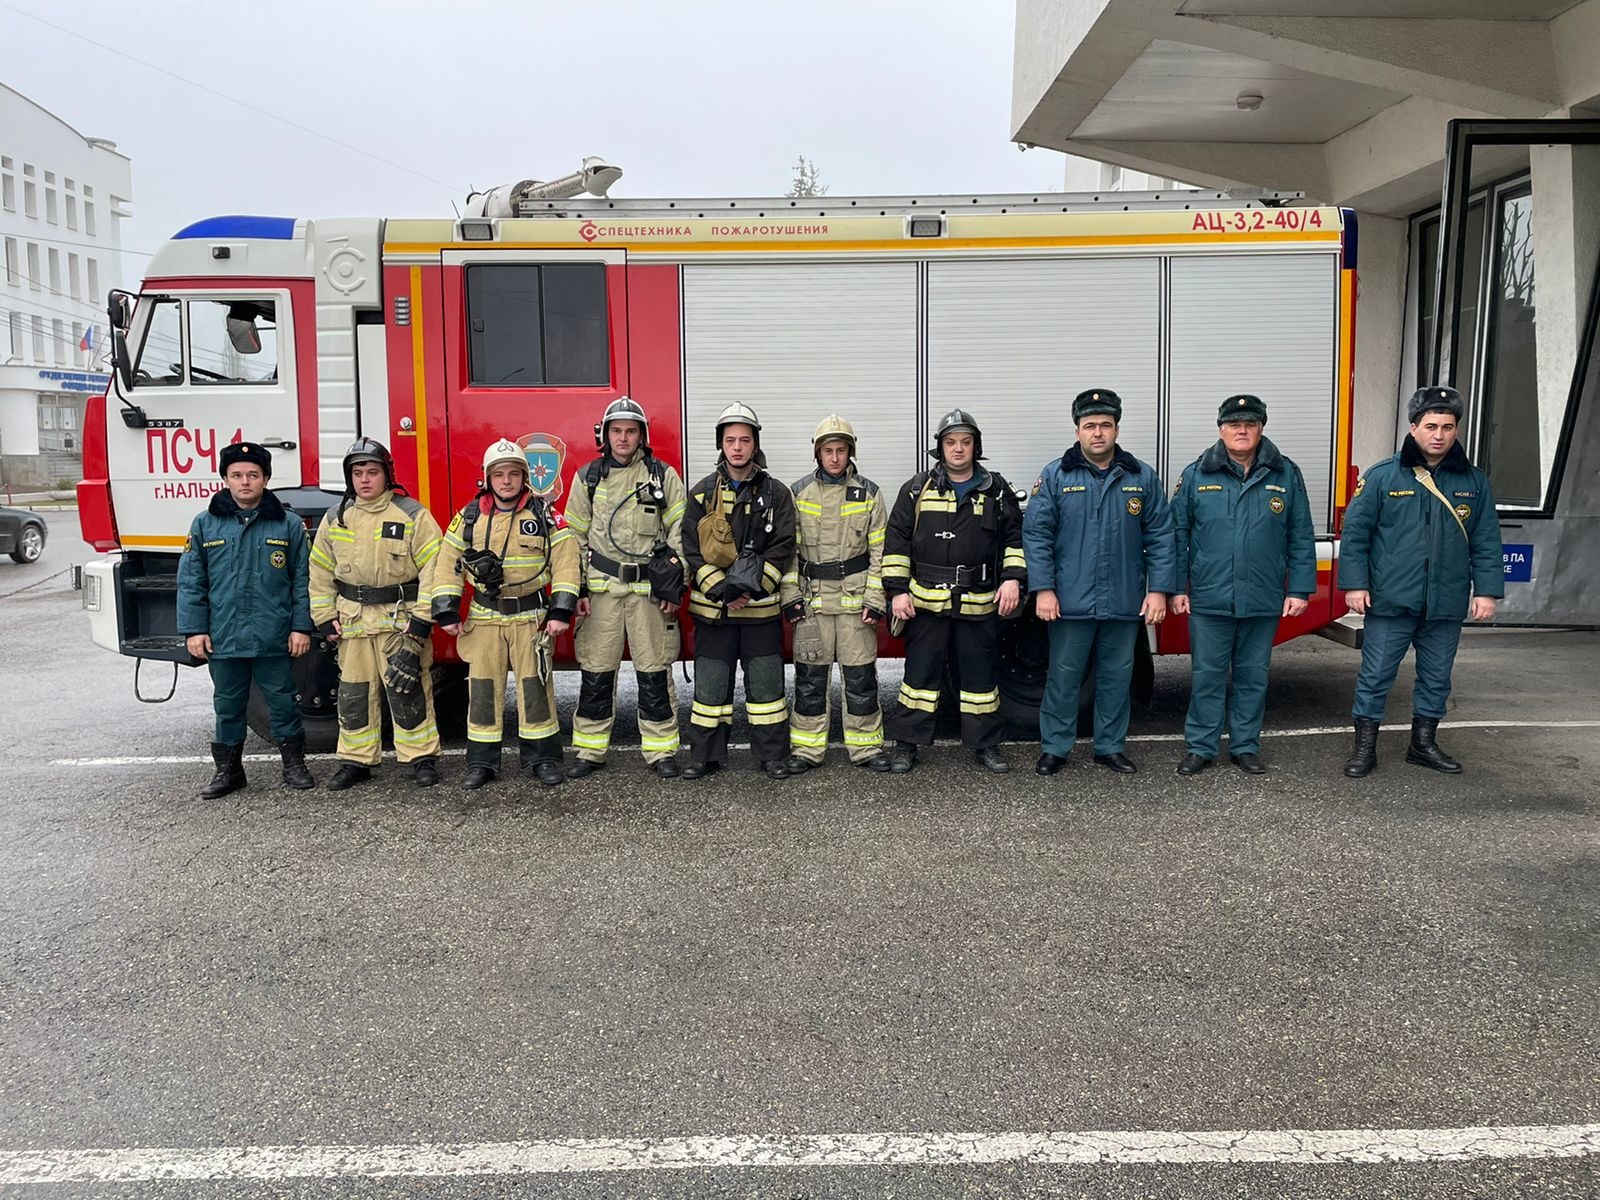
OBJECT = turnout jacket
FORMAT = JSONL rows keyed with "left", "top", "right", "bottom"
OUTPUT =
{"left": 1336, "top": 437, "right": 1504, "bottom": 622}
{"left": 176, "top": 489, "right": 313, "bottom": 657}
{"left": 427, "top": 489, "right": 581, "bottom": 625}
{"left": 1022, "top": 444, "right": 1178, "bottom": 621}
{"left": 563, "top": 453, "right": 687, "bottom": 595}
{"left": 1171, "top": 437, "right": 1317, "bottom": 618}
{"left": 682, "top": 464, "right": 797, "bottom": 624}
{"left": 780, "top": 467, "right": 888, "bottom": 617}
{"left": 308, "top": 491, "right": 444, "bottom": 639}
{"left": 882, "top": 465, "right": 1026, "bottom": 619}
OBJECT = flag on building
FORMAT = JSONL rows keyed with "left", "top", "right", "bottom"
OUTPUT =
{"left": 80, "top": 325, "right": 94, "bottom": 352}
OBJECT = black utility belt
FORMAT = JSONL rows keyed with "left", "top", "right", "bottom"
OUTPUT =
{"left": 478, "top": 592, "right": 548, "bottom": 615}
{"left": 913, "top": 561, "right": 994, "bottom": 588}
{"left": 588, "top": 549, "right": 648, "bottom": 584}
{"left": 336, "top": 579, "right": 419, "bottom": 605}
{"left": 801, "top": 552, "right": 870, "bottom": 581}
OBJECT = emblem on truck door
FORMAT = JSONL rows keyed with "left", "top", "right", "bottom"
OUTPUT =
{"left": 517, "top": 432, "right": 568, "bottom": 500}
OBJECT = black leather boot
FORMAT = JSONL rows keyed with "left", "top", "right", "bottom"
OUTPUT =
{"left": 279, "top": 736, "right": 316, "bottom": 790}
{"left": 326, "top": 763, "right": 372, "bottom": 791}
{"left": 1406, "top": 716, "right": 1462, "bottom": 774}
{"left": 1343, "top": 718, "right": 1380, "bottom": 778}
{"left": 200, "top": 742, "right": 247, "bottom": 799}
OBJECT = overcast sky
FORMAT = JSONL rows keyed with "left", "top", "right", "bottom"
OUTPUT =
{"left": 1, "top": 0, "right": 1067, "bottom": 285}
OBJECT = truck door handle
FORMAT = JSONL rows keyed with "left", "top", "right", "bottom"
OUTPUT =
{"left": 257, "top": 439, "right": 297, "bottom": 450}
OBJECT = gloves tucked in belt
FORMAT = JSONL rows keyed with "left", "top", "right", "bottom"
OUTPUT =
{"left": 382, "top": 630, "right": 426, "bottom": 695}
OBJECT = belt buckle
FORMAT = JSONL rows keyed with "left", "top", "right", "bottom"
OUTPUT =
{"left": 954, "top": 565, "right": 972, "bottom": 587}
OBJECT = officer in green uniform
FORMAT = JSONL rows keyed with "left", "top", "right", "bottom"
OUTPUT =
{"left": 176, "top": 442, "right": 316, "bottom": 798}
{"left": 1337, "top": 386, "right": 1503, "bottom": 777}
{"left": 1170, "top": 395, "right": 1316, "bottom": 775}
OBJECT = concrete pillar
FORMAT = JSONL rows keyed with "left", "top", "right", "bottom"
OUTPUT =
{"left": 1350, "top": 212, "right": 1408, "bottom": 475}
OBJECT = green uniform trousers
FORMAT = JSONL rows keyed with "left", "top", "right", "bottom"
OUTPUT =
{"left": 1040, "top": 618, "right": 1138, "bottom": 757}
{"left": 208, "top": 655, "right": 300, "bottom": 745}
{"left": 1183, "top": 613, "right": 1279, "bottom": 759}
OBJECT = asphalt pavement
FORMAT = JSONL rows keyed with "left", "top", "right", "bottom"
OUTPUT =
{"left": 0, "top": 511, "right": 1596, "bottom": 1197}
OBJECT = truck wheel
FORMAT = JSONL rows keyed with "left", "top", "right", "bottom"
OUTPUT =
{"left": 246, "top": 634, "right": 341, "bottom": 752}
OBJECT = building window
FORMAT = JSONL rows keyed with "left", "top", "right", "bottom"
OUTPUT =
{"left": 3, "top": 237, "right": 17, "bottom": 287}
{"left": 32, "top": 315, "right": 46, "bottom": 361}
{"left": 7, "top": 311, "right": 22, "bottom": 359}
{"left": 52, "top": 318, "right": 65, "bottom": 365}
{"left": 72, "top": 321, "right": 83, "bottom": 361}
{"left": 25, "top": 242, "right": 40, "bottom": 292}
{"left": 23, "top": 177, "right": 36, "bottom": 219}
{"left": 68, "top": 253, "right": 80, "bottom": 301}
{"left": 87, "top": 259, "right": 100, "bottom": 304}
{"left": 1, "top": 159, "right": 13, "bottom": 212}
{"left": 464, "top": 263, "right": 610, "bottom": 387}
{"left": 45, "top": 183, "right": 58, "bottom": 225}
{"left": 84, "top": 200, "right": 96, "bottom": 237}
{"left": 66, "top": 194, "right": 78, "bottom": 230}
{"left": 47, "top": 248, "right": 61, "bottom": 294}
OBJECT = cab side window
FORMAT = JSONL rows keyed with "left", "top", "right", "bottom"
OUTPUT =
{"left": 187, "top": 299, "right": 279, "bottom": 385}
{"left": 131, "top": 298, "right": 184, "bottom": 386}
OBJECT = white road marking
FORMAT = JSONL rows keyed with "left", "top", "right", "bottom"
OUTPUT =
{"left": 0, "top": 1124, "right": 1595, "bottom": 1184}
{"left": 49, "top": 720, "right": 1600, "bottom": 768}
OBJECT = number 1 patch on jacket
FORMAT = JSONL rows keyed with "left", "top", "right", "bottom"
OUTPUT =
{"left": 381, "top": 522, "right": 406, "bottom": 540}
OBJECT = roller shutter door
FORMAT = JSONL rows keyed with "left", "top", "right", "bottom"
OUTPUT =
{"left": 1168, "top": 253, "right": 1340, "bottom": 531}
{"left": 681, "top": 262, "right": 919, "bottom": 490}
{"left": 927, "top": 258, "right": 1161, "bottom": 494}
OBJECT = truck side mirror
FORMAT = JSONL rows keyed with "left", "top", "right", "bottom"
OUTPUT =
{"left": 106, "top": 290, "right": 134, "bottom": 333}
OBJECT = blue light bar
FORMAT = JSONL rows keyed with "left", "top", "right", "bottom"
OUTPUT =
{"left": 173, "top": 215, "right": 297, "bottom": 240}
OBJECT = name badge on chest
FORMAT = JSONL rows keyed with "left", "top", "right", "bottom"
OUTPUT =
{"left": 381, "top": 521, "right": 406, "bottom": 540}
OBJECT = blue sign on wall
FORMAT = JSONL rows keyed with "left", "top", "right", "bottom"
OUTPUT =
{"left": 1503, "top": 544, "right": 1533, "bottom": 583}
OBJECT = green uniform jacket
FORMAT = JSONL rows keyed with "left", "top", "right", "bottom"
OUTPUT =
{"left": 1336, "top": 438, "right": 1504, "bottom": 621}
{"left": 1171, "top": 437, "right": 1317, "bottom": 618}
{"left": 176, "top": 489, "right": 313, "bottom": 657}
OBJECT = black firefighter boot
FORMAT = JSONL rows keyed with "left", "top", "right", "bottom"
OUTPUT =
{"left": 1406, "top": 716, "right": 1463, "bottom": 774}
{"left": 521, "top": 739, "right": 564, "bottom": 787}
{"left": 1343, "top": 718, "right": 1380, "bottom": 778}
{"left": 200, "top": 742, "right": 247, "bottom": 799}
{"left": 279, "top": 735, "right": 316, "bottom": 790}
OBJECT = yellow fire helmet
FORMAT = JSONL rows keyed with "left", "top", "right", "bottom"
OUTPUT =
{"left": 812, "top": 413, "right": 857, "bottom": 452}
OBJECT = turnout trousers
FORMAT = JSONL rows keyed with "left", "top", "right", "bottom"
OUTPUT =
{"left": 572, "top": 591, "right": 681, "bottom": 764}
{"left": 458, "top": 617, "right": 560, "bottom": 772}
{"left": 208, "top": 655, "right": 301, "bottom": 745}
{"left": 1352, "top": 613, "right": 1464, "bottom": 722}
{"left": 790, "top": 613, "right": 883, "bottom": 765}
{"left": 1040, "top": 618, "right": 1139, "bottom": 758}
{"left": 334, "top": 634, "right": 439, "bottom": 766}
{"left": 1183, "top": 613, "right": 1278, "bottom": 759}
{"left": 688, "top": 620, "right": 788, "bottom": 766}
{"left": 886, "top": 612, "right": 1002, "bottom": 750}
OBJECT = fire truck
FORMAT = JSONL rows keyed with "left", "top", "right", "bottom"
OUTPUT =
{"left": 79, "top": 169, "right": 1358, "bottom": 749}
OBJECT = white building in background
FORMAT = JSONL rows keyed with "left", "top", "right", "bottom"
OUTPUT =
{"left": 1061, "top": 151, "right": 1194, "bottom": 194}
{"left": 0, "top": 80, "right": 131, "bottom": 491}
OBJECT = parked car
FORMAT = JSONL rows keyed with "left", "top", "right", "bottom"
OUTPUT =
{"left": 0, "top": 505, "right": 47, "bottom": 563}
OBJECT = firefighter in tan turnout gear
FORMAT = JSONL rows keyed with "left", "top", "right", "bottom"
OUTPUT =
{"left": 780, "top": 415, "right": 891, "bottom": 773}
{"left": 309, "top": 438, "right": 446, "bottom": 789}
{"left": 429, "top": 437, "right": 581, "bottom": 789}
{"left": 564, "top": 397, "right": 689, "bottom": 780}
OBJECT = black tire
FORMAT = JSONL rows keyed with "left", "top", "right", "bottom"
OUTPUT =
{"left": 9, "top": 522, "right": 45, "bottom": 564}
{"left": 246, "top": 634, "right": 341, "bottom": 751}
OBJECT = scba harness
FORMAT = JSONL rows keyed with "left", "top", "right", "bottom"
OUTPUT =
{"left": 583, "top": 454, "right": 685, "bottom": 603}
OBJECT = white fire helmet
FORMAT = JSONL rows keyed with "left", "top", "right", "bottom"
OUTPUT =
{"left": 481, "top": 437, "right": 528, "bottom": 479}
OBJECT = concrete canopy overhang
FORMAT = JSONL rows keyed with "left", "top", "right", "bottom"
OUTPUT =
{"left": 1013, "top": 0, "right": 1600, "bottom": 216}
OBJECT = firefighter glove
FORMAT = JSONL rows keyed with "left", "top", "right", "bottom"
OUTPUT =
{"left": 382, "top": 631, "right": 426, "bottom": 695}
{"left": 783, "top": 600, "right": 808, "bottom": 623}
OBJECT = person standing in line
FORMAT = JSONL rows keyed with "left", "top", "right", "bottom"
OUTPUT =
{"left": 781, "top": 415, "right": 892, "bottom": 774}
{"left": 176, "top": 442, "right": 316, "bottom": 797}
{"left": 680, "top": 403, "right": 797, "bottom": 780}
{"left": 309, "top": 438, "right": 446, "bottom": 790}
{"left": 1023, "top": 389, "right": 1176, "bottom": 776}
{"left": 1170, "top": 395, "right": 1316, "bottom": 776}
{"left": 564, "top": 398, "right": 689, "bottom": 780}
{"left": 1337, "top": 386, "right": 1503, "bottom": 777}
{"left": 429, "top": 438, "right": 581, "bottom": 789}
{"left": 880, "top": 409, "right": 1026, "bottom": 775}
